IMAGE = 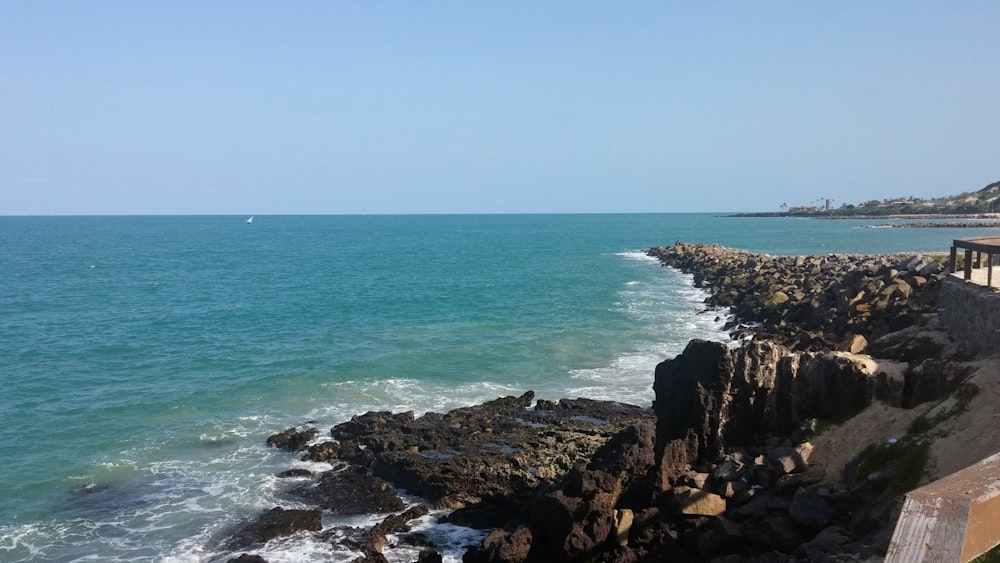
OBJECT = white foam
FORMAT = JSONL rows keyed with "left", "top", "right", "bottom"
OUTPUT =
{"left": 405, "top": 515, "right": 487, "bottom": 563}
{"left": 615, "top": 250, "right": 660, "bottom": 263}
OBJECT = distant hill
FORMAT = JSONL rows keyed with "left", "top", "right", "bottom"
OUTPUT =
{"left": 739, "top": 180, "right": 1000, "bottom": 217}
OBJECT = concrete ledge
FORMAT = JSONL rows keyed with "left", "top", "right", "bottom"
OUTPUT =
{"left": 887, "top": 451, "right": 1000, "bottom": 562}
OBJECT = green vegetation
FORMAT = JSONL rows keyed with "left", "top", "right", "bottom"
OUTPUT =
{"left": 845, "top": 381, "right": 980, "bottom": 506}
{"left": 845, "top": 437, "right": 931, "bottom": 502}
{"left": 868, "top": 335, "right": 944, "bottom": 362}
{"left": 739, "top": 180, "right": 1000, "bottom": 217}
{"left": 954, "top": 381, "right": 980, "bottom": 412}
{"left": 972, "top": 544, "right": 1000, "bottom": 563}
{"left": 907, "top": 382, "right": 979, "bottom": 436}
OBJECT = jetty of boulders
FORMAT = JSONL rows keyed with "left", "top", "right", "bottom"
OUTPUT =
{"left": 648, "top": 242, "right": 947, "bottom": 353}
{"left": 223, "top": 242, "right": 970, "bottom": 563}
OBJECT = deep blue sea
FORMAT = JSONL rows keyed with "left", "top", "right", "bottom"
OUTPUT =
{"left": 0, "top": 213, "right": 993, "bottom": 562}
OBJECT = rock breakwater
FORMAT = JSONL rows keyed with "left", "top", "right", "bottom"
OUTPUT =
{"left": 648, "top": 242, "right": 948, "bottom": 352}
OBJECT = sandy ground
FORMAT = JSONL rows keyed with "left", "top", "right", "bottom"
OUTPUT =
{"left": 806, "top": 352, "right": 1000, "bottom": 486}
{"left": 926, "top": 357, "right": 1000, "bottom": 478}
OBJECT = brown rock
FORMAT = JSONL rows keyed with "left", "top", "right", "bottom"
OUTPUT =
{"left": 838, "top": 334, "right": 868, "bottom": 354}
{"left": 673, "top": 486, "right": 726, "bottom": 516}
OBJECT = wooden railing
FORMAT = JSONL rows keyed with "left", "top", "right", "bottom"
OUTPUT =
{"left": 949, "top": 237, "right": 1000, "bottom": 288}
{"left": 886, "top": 451, "right": 1000, "bottom": 562}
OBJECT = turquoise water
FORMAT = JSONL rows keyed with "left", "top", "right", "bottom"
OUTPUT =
{"left": 0, "top": 213, "right": 990, "bottom": 562}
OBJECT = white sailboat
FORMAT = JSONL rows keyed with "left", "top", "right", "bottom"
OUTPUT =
{"left": 246, "top": 216, "right": 253, "bottom": 224}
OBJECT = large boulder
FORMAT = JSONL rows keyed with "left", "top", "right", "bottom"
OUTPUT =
{"left": 653, "top": 339, "right": 876, "bottom": 489}
{"left": 530, "top": 420, "right": 657, "bottom": 560}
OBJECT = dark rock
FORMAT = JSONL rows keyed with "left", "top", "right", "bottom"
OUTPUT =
{"left": 646, "top": 244, "right": 945, "bottom": 352}
{"left": 266, "top": 427, "right": 318, "bottom": 452}
{"left": 228, "top": 555, "right": 269, "bottom": 563}
{"left": 350, "top": 504, "right": 430, "bottom": 558}
{"left": 697, "top": 518, "right": 744, "bottom": 556}
{"left": 799, "top": 525, "right": 850, "bottom": 554}
{"left": 418, "top": 551, "right": 444, "bottom": 563}
{"left": 443, "top": 501, "right": 516, "bottom": 530}
{"left": 223, "top": 507, "right": 322, "bottom": 551}
{"left": 788, "top": 489, "right": 833, "bottom": 530}
{"left": 773, "top": 472, "right": 820, "bottom": 495}
{"left": 759, "top": 514, "right": 805, "bottom": 552}
{"left": 712, "top": 459, "right": 744, "bottom": 482}
{"left": 653, "top": 339, "right": 874, "bottom": 490}
{"left": 276, "top": 468, "right": 312, "bottom": 478}
{"left": 530, "top": 421, "right": 657, "bottom": 560}
{"left": 331, "top": 392, "right": 653, "bottom": 509}
{"left": 289, "top": 465, "right": 404, "bottom": 514}
{"left": 303, "top": 441, "right": 340, "bottom": 463}
{"left": 463, "top": 526, "right": 532, "bottom": 563}
{"left": 735, "top": 489, "right": 773, "bottom": 520}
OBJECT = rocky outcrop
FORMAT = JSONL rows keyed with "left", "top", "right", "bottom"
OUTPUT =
{"left": 648, "top": 243, "right": 946, "bottom": 351}
{"left": 289, "top": 464, "right": 406, "bottom": 514}
{"left": 223, "top": 507, "right": 323, "bottom": 551}
{"left": 529, "top": 420, "right": 657, "bottom": 561}
{"left": 330, "top": 392, "right": 655, "bottom": 519}
{"left": 653, "top": 339, "right": 877, "bottom": 487}
{"left": 347, "top": 504, "right": 430, "bottom": 563}
{"left": 265, "top": 426, "right": 319, "bottom": 452}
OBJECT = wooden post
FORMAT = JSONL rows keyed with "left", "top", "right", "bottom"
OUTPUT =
{"left": 965, "top": 249, "right": 973, "bottom": 281}
{"left": 949, "top": 245, "right": 958, "bottom": 274}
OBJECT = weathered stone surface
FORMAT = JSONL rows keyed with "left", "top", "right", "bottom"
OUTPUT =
{"left": 289, "top": 465, "right": 405, "bottom": 514}
{"left": 531, "top": 420, "right": 657, "bottom": 560}
{"left": 302, "top": 441, "right": 339, "bottom": 463}
{"left": 647, "top": 243, "right": 945, "bottom": 352}
{"left": 265, "top": 427, "right": 318, "bottom": 452}
{"left": 613, "top": 508, "right": 634, "bottom": 546}
{"left": 838, "top": 333, "right": 868, "bottom": 354}
{"left": 697, "top": 517, "right": 744, "bottom": 556}
{"left": 673, "top": 486, "right": 726, "bottom": 516}
{"left": 653, "top": 339, "right": 875, "bottom": 488}
{"left": 464, "top": 526, "right": 533, "bottom": 563}
{"left": 350, "top": 504, "right": 429, "bottom": 559}
{"left": 789, "top": 488, "right": 834, "bottom": 530}
{"left": 331, "top": 392, "right": 653, "bottom": 509}
{"left": 223, "top": 507, "right": 322, "bottom": 551}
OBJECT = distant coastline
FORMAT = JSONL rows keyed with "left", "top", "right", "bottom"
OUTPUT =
{"left": 729, "top": 211, "right": 1000, "bottom": 228}
{"left": 729, "top": 212, "right": 1000, "bottom": 219}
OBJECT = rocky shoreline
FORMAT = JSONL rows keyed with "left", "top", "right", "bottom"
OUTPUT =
{"left": 863, "top": 222, "right": 1000, "bottom": 228}
{"left": 219, "top": 242, "right": 971, "bottom": 563}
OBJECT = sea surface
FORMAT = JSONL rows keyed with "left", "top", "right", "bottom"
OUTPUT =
{"left": 1, "top": 213, "right": 993, "bottom": 562}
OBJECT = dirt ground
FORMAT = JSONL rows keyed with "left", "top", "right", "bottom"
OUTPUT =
{"left": 806, "top": 354, "right": 1000, "bottom": 486}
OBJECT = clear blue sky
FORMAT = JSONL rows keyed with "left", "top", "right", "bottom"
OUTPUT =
{"left": 2, "top": 2, "right": 998, "bottom": 214}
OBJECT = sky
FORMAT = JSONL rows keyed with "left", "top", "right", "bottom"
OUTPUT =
{"left": 2, "top": 2, "right": 999, "bottom": 215}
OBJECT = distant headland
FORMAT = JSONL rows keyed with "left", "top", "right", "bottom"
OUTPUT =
{"left": 731, "top": 179, "right": 1000, "bottom": 220}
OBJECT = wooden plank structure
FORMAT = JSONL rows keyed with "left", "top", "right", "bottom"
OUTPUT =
{"left": 886, "top": 451, "right": 1000, "bottom": 562}
{"left": 949, "top": 237, "right": 1000, "bottom": 288}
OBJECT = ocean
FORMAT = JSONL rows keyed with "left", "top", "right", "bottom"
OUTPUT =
{"left": 0, "top": 213, "right": 992, "bottom": 562}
